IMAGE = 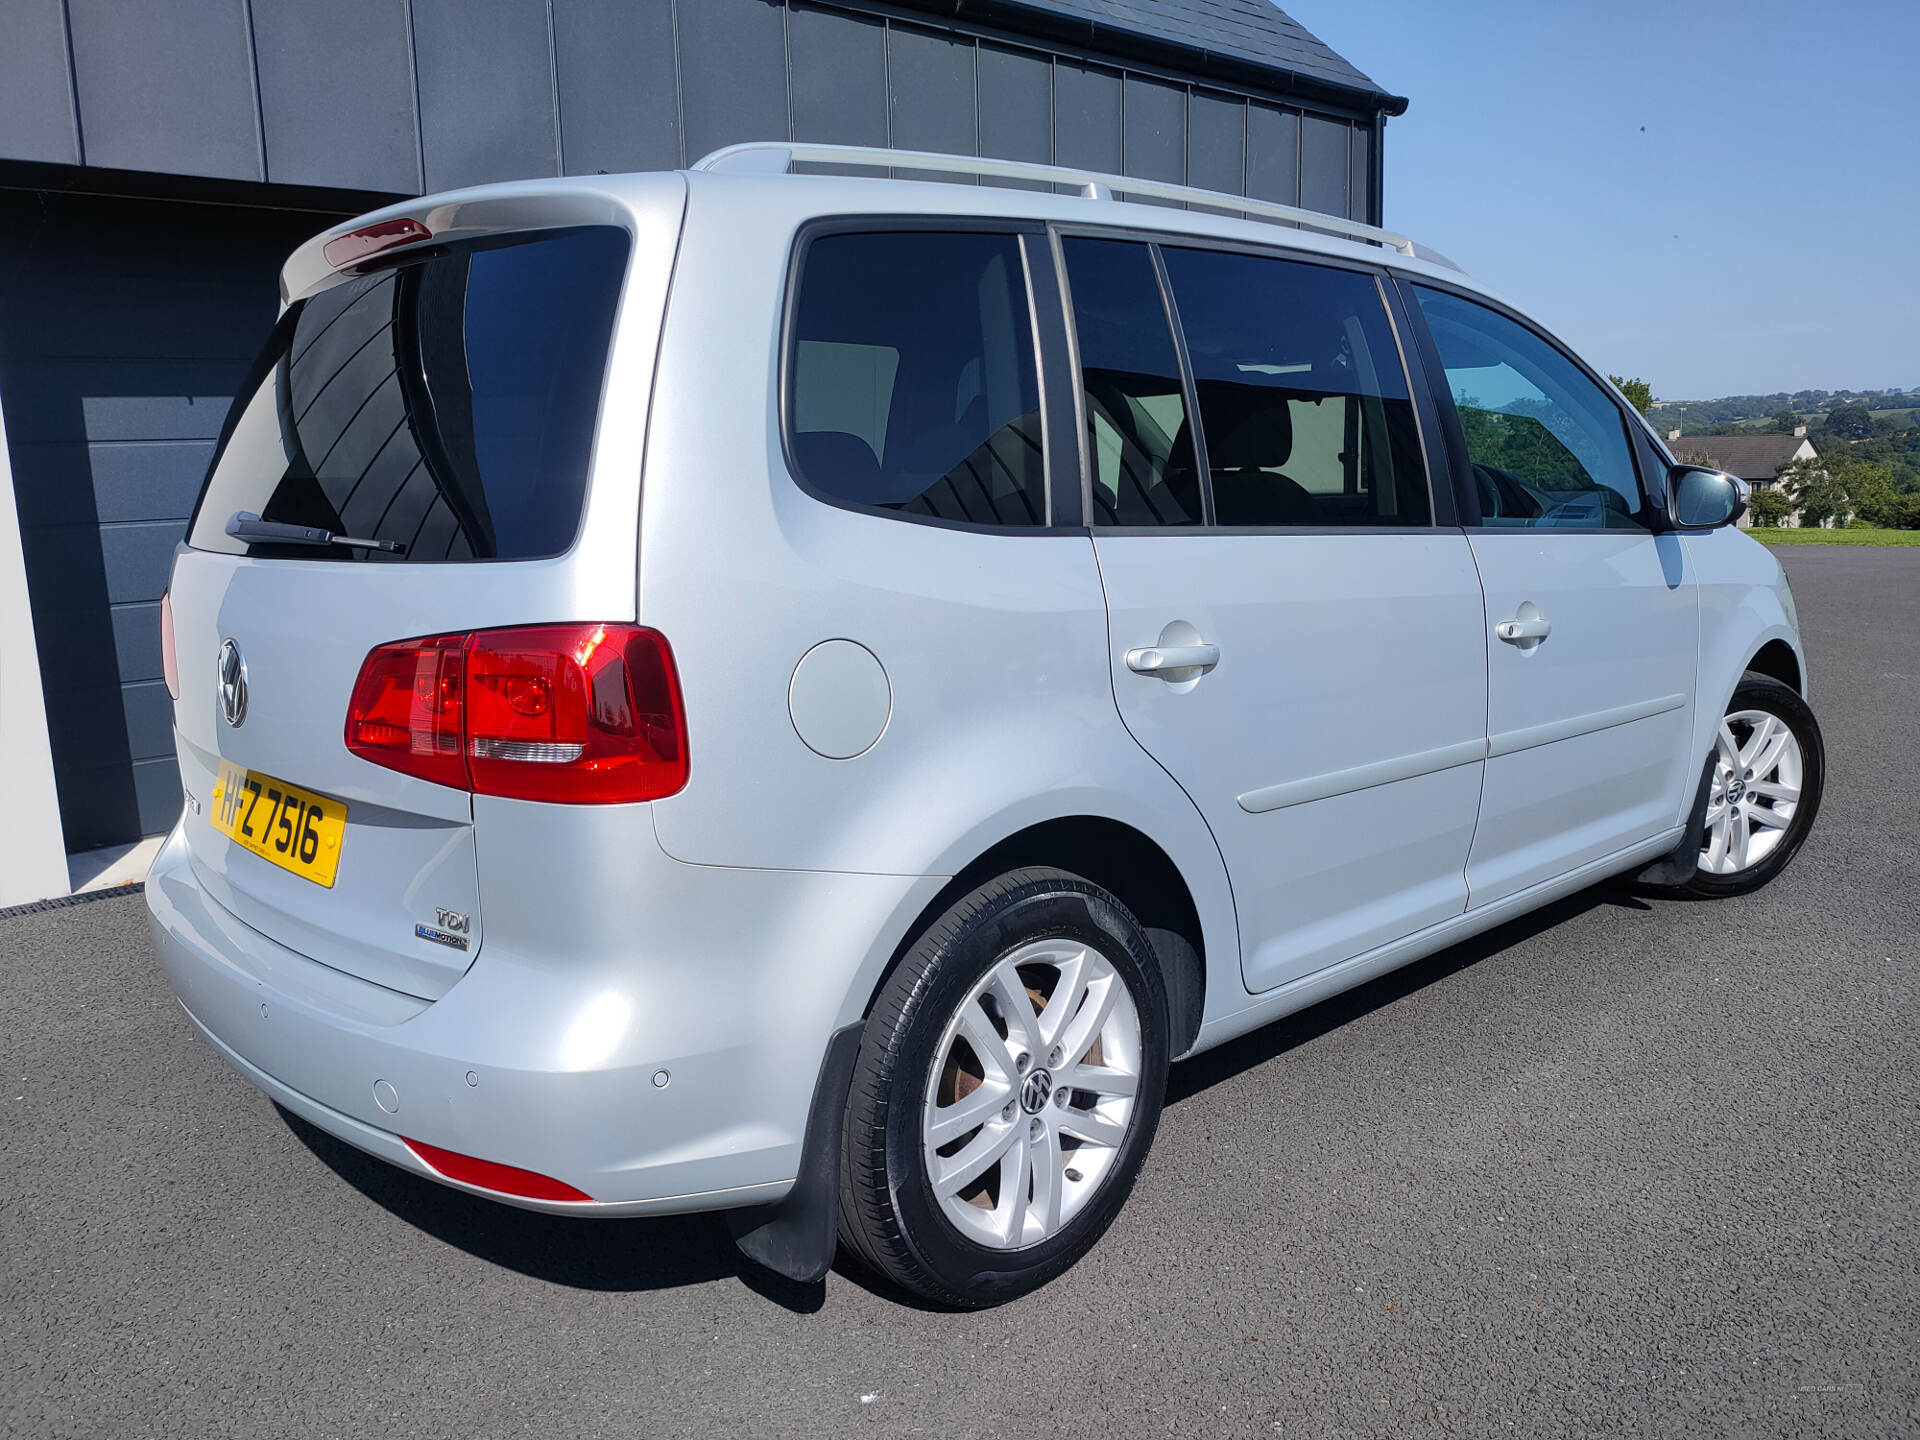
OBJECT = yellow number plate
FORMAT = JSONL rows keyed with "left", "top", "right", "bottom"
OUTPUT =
{"left": 210, "top": 760, "right": 348, "bottom": 888}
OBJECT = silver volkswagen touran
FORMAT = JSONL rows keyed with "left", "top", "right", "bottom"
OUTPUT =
{"left": 148, "top": 143, "right": 1823, "bottom": 1305}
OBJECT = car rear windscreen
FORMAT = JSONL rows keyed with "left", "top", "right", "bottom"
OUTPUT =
{"left": 187, "top": 225, "right": 629, "bottom": 562}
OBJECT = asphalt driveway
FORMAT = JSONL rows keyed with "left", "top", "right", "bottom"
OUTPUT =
{"left": 4, "top": 546, "right": 1916, "bottom": 1439}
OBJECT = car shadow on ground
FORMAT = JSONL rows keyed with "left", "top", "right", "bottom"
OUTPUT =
{"left": 1166, "top": 880, "right": 1650, "bottom": 1106}
{"left": 277, "top": 1106, "right": 830, "bottom": 1312}
{"left": 282, "top": 877, "right": 1652, "bottom": 1313}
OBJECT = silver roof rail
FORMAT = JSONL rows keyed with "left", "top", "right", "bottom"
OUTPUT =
{"left": 693, "top": 141, "right": 1430, "bottom": 262}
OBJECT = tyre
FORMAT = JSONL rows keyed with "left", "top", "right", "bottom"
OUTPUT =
{"left": 838, "top": 867, "right": 1169, "bottom": 1307}
{"left": 1676, "top": 671, "right": 1824, "bottom": 898}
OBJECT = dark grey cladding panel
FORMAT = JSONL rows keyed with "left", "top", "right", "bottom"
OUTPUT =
{"left": 0, "top": 0, "right": 80, "bottom": 164}
{"left": 1246, "top": 102, "right": 1299, "bottom": 205}
{"left": 1299, "top": 112, "right": 1349, "bottom": 217}
{"left": 251, "top": 0, "right": 421, "bottom": 193}
{"left": 33, "top": 688, "right": 184, "bottom": 842}
{"left": 1054, "top": 60, "right": 1121, "bottom": 173}
{"left": 888, "top": 24, "right": 976, "bottom": 159}
{"left": 65, "top": 0, "right": 262, "bottom": 180}
{"left": 20, "top": 528, "right": 108, "bottom": 627}
{"left": 74, "top": 386, "right": 243, "bottom": 443}
{"left": 30, "top": 601, "right": 163, "bottom": 697}
{"left": 1187, "top": 90, "right": 1245, "bottom": 198}
{"left": 4, "top": 444, "right": 92, "bottom": 529}
{"left": 112, "top": 603, "right": 165, "bottom": 688}
{"left": 1, "top": 377, "right": 236, "bottom": 445}
{"left": 1349, "top": 123, "right": 1372, "bottom": 222}
{"left": 91, "top": 440, "right": 215, "bottom": 523}
{"left": 42, "top": 687, "right": 128, "bottom": 775}
{"left": 5, "top": 441, "right": 213, "bottom": 528}
{"left": 99, "top": 523, "right": 185, "bottom": 607}
{"left": 133, "top": 757, "right": 185, "bottom": 840}
{"left": 553, "top": 0, "right": 680, "bottom": 173}
{"left": 49, "top": 758, "right": 142, "bottom": 852}
{"left": 1122, "top": 72, "right": 1185, "bottom": 193}
{"left": 678, "top": 0, "right": 789, "bottom": 163}
{"left": 0, "top": 189, "right": 330, "bottom": 846}
{"left": 411, "top": 0, "right": 559, "bottom": 191}
{"left": 790, "top": 5, "right": 887, "bottom": 147}
{"left": 120, "top": 681, "right": 176, "bottom": 763}
{"left": 977, "top": 44, "right": 1050, "bottom": 170}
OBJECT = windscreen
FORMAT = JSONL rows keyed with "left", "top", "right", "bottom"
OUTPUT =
{"left": 188, "top": 225, "right": 629, "bottom": 562}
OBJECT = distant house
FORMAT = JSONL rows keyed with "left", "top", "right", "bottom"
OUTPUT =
{"left": 1666, "top": 427, "right": 1822, "bottom": 527}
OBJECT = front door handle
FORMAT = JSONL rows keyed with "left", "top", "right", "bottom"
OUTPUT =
{"left": 1495, "top": 617, "right": 1553, "bottom": 644}
{"left": 1125, "top": 643, "right": 1221, "bottom": 676}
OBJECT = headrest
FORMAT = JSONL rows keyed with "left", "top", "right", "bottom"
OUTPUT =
{"left": 794, "top": 430, "right": 886, "bottom": 503}
{"left": 1196, "top": 380, "right": 1294, "bottom": 470}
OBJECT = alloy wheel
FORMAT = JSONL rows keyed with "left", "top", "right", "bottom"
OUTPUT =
{"left": 1700, "top": 707, "right": 1804, "bottom": 875}
{"left": 920, "top": 938, "right": 1143, "bottom": 1250}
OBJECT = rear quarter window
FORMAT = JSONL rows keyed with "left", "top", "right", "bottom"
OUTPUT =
{"left": 786, "top": 229, "right": 1047, "bottom": 528}
{"left": 188, "top": 225, "right": 629, "bottom": 562}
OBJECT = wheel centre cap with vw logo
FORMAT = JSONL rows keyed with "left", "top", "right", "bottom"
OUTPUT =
{"left": 218, "top": 639, "right": 249, "bottom": 728}
{"left": 1020, "top": 1067, "right": 1055, "bottom": 1114}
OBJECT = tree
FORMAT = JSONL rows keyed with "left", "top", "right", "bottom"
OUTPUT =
{"left": 1747, "top": 487, "right": 1795, "bottom": 527}
{"left": 1769, "top": 409, "right": 1804, "bottom": 433}
{"left": 1608, "top": 375, "right": 1654, "bottom": 416}
{"left": 1824, "top": 403, "right": 1876, "bottom": 441}
{"left": 1777, "top": 455, "right": 1854, "bottom": 528}
{"left": 1845, "top": 462, "right": 1902, "bottom": 527}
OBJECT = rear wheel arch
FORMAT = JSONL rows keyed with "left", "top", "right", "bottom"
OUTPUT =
{"left": 862, "top": 817, "right": 1208, "bottom": 1059}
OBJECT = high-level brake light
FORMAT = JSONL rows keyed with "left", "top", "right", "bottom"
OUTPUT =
{"left": 345, "top": 624, "right": 689, "bottom": 804}
{"left": 322, "top": 217, "right": 432, "bottom": 268}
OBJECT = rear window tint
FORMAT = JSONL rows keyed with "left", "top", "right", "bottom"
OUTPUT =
{"left": 188, "top": 225, "right": 628, "bottom": 562}
{"left": 787, "top": 231, "right": 1046, "bottom": 527}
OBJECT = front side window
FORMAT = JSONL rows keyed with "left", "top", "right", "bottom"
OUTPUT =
{"left": 788, "top": 231, "right": 1045, "bottom": 527}
{"left": 190, "top": 225, "right": 629, "bottom": 562}
{"left": 1160, "top": 247, "right": 1428, "bottom": 527}
{"left": 1413, "top": 287, "right": 1646, "bottom": 530}
{"left": 1061, "top": 238, "right": 1202, "bottom": 527}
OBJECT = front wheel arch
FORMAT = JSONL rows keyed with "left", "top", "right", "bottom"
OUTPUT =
{"left": 1746, "top": 638, "right": 1803, "bottom": 696}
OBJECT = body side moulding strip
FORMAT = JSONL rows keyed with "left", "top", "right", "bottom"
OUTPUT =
{"left": 1236, "top": 737, "right": 1484, "bottom": 814}
{"left": 1235, "top": 693, "right": 1687, "bottom": 814}
{"left": 1487, "top": 692, "right": 1686, "bottom": 759}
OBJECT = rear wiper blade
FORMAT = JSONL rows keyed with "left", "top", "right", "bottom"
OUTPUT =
{"left": 226, "top": 511, "right": 406, "bottom": 555}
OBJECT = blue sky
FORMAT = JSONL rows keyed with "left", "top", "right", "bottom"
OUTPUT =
{"left": 1287, "top": 0, "right": 1919, "bottom": 401}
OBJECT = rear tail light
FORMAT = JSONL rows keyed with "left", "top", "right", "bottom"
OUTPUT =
{"left": 159, "top": 588, "right": 179, "bottom": 700}
{"left": 323, "top": 216, "right": 432, "bottom": 268}
{"left": 402, "top": 1137, "right": 593, "bottom": 1203}
{"left": 345, "top": 624, "right": 688, "bottom": 804}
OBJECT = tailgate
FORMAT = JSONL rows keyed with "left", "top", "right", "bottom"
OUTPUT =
{"left": 162, "top": 187, "right": 683, "bottom": 999}
{"left": 171, "top": 553, "right": 486, "bottom": 999}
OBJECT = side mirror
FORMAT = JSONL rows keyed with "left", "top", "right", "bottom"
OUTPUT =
{"left": 1665, "top": 465, "right": 1748, "bottom": 530}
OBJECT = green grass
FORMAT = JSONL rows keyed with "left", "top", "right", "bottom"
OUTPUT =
{"left": 1749, "top": 526, "right": 1920, "bottom": 546}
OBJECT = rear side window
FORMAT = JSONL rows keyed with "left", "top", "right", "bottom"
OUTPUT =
{"left": 189, "top": 225, "right": 629, "bottom": 561}
{"left": 1158, "top": 247, "right": 1429, "bottom": 528}
{"left": 788, "top": 231, "right": 1046, "bottom": 527}
{"left": 1060, "top": 237, "right": 1202, "bottom": 527}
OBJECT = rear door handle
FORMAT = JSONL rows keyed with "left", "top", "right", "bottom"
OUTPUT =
{"left": 1125, "top": 643, "right": 1220, "bottom": 676}
{"left": 1495, "top": 617, "right": 1552, "bottom": 644}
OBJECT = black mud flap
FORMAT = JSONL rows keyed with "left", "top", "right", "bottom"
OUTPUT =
{"left": 1636, "top": 756, "right": 1715, "bottom": 886}
{"left": 727, "top": 1021, "right": 862, "bottom": 1284}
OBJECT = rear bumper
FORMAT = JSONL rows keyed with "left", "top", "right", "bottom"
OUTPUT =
{"left": 145, "top": 819, "right": 942, "bottom": 1215}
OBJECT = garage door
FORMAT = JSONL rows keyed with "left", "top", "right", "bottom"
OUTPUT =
{"left": 0, "top": 189, "right": 348, "bottom": 851}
